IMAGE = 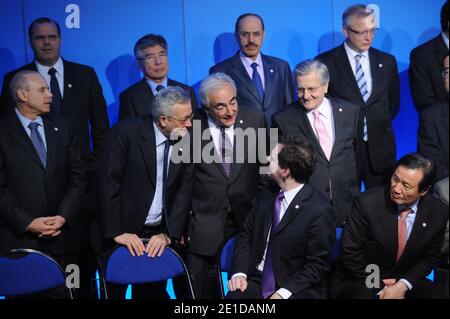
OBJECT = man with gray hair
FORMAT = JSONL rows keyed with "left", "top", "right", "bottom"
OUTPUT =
{"left": 184, "top": 72, "right": 266, "bottom": 298}
{"left": 119, "top": 34, "right": 198, "bottom": 121}
{"left": 92, "top": 86, "right": 194, "bottom": 298}
{"left": 317, "top": 4, "right": 400, "bottom": 190}
{"left": 272, "top": 59, "right": 359, "bottom": 225}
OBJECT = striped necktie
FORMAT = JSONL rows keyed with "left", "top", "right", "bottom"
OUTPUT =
{"left": 355, "top": 54, "right": 369, "bottom": 141}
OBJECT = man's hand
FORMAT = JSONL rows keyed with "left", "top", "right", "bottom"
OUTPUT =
{"left": 379, "top": 281, "right": 408, "bottom": 299}
{"left": 145, "top": 233, "right": 171, "bottom": 258}
{"left": 40, "top": 216, "right": 66, "bottom": 237}
{"left": 227, "top": 276, "right": 248, "bottom": 292}
{"left": 27, "top": 217, "right": 61, "bottom": 237}
{"left": 114, "top": 233, "right": 145, "bottom": 256}
{"left": 269, "top": 292, "right": 282, "bottom": 299}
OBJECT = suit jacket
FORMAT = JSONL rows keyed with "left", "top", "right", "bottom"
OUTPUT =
{"left": 92, "top": 115, "right": 192, "bottom": 257}
{"left": 272, "top": 97, "right": 360, "bottom": 224}
{"left": 209, "top": 52, "right": 295, "bottom": 124}
{"left": 118, "top": 78, "right": 199, "bottom": 121}
{"left": 409, "top": 35, "right": 449, "bottom": 111}
{"left": 332, "top": 186, "right": 448, "bottom": 297}
{"left": 0, "top": 113, "right": 85, "bottom": 255}
{"left": 231, "top": 183, "right": 335, "bottom": 298}
{"left": 417, "top": 102, "right": 449, "bottom": 181}
{"left": 317, "top": 44, "right": 400, "bottom": 174}
{"left": 0, "top": 59, "right": 110, "bottom": 170}
{"left": 434, "top": 177, "right": 449, "bottom": 263}
{"left": 185, "top": 107, "right": 267, "bottom": 256}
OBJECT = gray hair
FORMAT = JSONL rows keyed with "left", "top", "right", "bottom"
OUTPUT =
{"left": 294, "top": 59, "right": 330, "bottom": 84}
{"left": 151, "top": 86, "right": 191, "bottom": 119}
{"left": 9, "top": 70, "right": 39, "bottom": 103}
{"left": 199, "top": 72, "right": 237, "bottom": 108}
{"left": 342, "top": 4, "right": 374, "bottom": 27}
{"left": 134, "top": 34, "right": 168, "bottom": 59}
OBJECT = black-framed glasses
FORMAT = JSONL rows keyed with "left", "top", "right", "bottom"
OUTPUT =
{"left": 442, "top": 68, "right": 449, "bottom": 78}
{"left": 166, "top": 113, "right": 194, "bottom": 124}
{"left": 138, "top": 52, "right": 168, "bottom": 64}
{"left": 346, "top": 26, "right": 378, "bottom": 37}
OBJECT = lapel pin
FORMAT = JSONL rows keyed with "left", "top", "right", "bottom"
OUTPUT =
{"left": 54, "top": 127, "right": 59, "bottom": 131}
{"left": 179, "top": 147, "right": 183, "bottom": 153}
{"left": 379, "top": 64, "right": 383, "bottom": 68}
{"left": 270, "top": 69, "right": 274, "bottom": 73}
{"left": 68, "top": 84, "right": 72, "bottom": 88}
{"left": 422, "top": 222, "right": 427, "bottom": 227}
{"left": 339, "top": 108, "right": 343, "bottom": 112}
{"left": 295, "top": 205, "right": 299, "bottom": 209}
{"left": 239, "top": 120, "right": 244, "bottom": 124}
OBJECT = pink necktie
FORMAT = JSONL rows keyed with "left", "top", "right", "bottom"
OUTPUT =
{"left": 396, "top": 208, "right": 411, "bottom": 261}
{"left": 313, "top": 110, "right": 332, "bottom": 160}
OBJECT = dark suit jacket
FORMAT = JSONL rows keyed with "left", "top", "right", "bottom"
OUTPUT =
{"left": 0, "top": 113, "right": 85, "bottom": 255}
{"left": 409, "top": 35, "right": 449, "bottom": 111}
{"left": 92, "top": 115, "right": 192, "bottom": 258}
{"left": 231, "top": 183, "right": 335, "bottom": 298}
{"left": 118, "top": 78, "right": 199, "bottom": 121}
{"left": 185, "top": 107, "right": 267, "bottom": 256}
{"left": 0, "top": 59, "right": 110, "bottom": 170}
{"left": 418, "top": 102, "right": 449, "bottom": 181}
{"left": 332, "top": 187, "right": 448, "bottom": 297}
{"left": 209, "top": 52, "right": 295, "bottom": 124}
{"left": 317, "top": 45, "right": 400, "bottom": 174}
{"left": 272, "top": 97, "right": 360, "bottom": 224}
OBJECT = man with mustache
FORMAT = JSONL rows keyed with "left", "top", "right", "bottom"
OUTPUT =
{"left": 210, "top": 13, "right": 294, "bottom": 124}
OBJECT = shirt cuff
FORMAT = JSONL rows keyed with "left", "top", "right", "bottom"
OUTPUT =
{"left": 231, "top": 273, "right": 247, "bottom": 279}
{"left": 276, "top": 288, "right": 292, "bottom": 299}
{"left": 399, "top": 278, "right": 413, "bottom": 290}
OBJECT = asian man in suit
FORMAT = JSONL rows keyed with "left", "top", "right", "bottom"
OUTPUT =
{"left": 0, "top": 17, "right": 109, "bottom": 298}
{"left": 210, "top": 13, "right": 294, "bottom": 124}
{"left": 119, "top": 34, "right": 198, "bottom": 121}
{"left": 227, "top": 135, "right": 335, "bottom": 299}
{"left": 272, "top": 59, "right": 359, "bottom": 225}
{"left": 0, "top": 70, "right": 85, "bottom": 298}
{"left": 316, "top": 4, "right": 400, "bottom": 190}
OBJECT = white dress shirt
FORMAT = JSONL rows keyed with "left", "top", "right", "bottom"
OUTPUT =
{"left": 146, "top": 78, "right": 168, "bottom": 95}
{"left": 35, "top": 57, "right": 64, "bottom": 97}
{"left": 239, "top": 51, "right": 266, "bottom": 90}
{"left": 344, "top": 42, "right": 373, "bottom": 98}
{"left": 207, "top": 116, "right": 234, "bottom": 158}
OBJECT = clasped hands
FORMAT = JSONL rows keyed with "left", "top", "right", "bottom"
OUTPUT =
{"left": 27, "top": 215, "right": 66, "bottom": 238}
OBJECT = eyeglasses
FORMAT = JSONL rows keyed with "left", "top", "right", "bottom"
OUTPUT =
{"left": 442, "top": 68, "right": 449, "bottom": 79}
{"left": 346, "top": 27, "right": 378, "bottom": 38}
{"left": 212, "top": 99, "right": 238, "bottom": 111}
{"left": 166, "top": 113, "right": 194, "bottom": 124}
{"left": 297, "top": 86, "right": 323, "bottom": 95}
{"left": 138, "top": 52, "right": 168, "bottom": 64}
{"left": 239, "top": 31, "right": 263, "bottom": 39}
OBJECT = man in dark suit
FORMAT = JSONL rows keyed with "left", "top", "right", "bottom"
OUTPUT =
{"left": 418, "top": 55, "right": 449, "bottom": 182}
{"left": 0, "top": 17, "right": 109, "bottom": 298}
{"left": 0, "top": 71, "right": 85, "bottom": 297}
{"left": 119, "top": 34, "right": 198, "bottom": 121}
{"left": 94, "top": 86, "right": 193, "bottom": 299}
{"left": 209, "top": 13, "right": 294, "bottom": 124}
{"left": 332, "top": 154, "right": 448, "bottom": 299}
{"left": 227, "top": 135, "right": 335, "bottom": 299}
{"left": 272, "top": 59, "right": 359, "bottom": 225}
{"left": 184, "top": 72, "right": 267, "bottom": 298}
{"left": 409, "top": 2, "right": 448, "bottom": 111}
{"left": 316, "top": 4, "right": 400, "bottom": 190}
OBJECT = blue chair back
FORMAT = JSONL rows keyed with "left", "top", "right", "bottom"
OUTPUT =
{"left": 0, "top": 249, "right": 68, "bottom": 297}
{"left": 216, "top": 236, "right": 236, "bottom": 299}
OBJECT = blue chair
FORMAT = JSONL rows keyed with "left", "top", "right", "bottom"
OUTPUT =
{"left": 0, "top": 248, "right": 72, "bottom": 298}
{"left": 216, "top": 236, "right": 236, "bottom": 299}
{"left": 102, "top": 245, "right": 195, "bottom": 299}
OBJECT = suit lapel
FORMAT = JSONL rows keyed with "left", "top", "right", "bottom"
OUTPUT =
{"left": 366, "top": 49, "right": 383, "bottom": 105}
{"left": 229, "top": 53, "right": 262, "bottom": 104}
{"left": 329, "top": 99, "right": 343, "bottom": 161}
{"left": 42, "top": 116, "right": 59, "bottom": 175}
{"left": 137, "top": 79, "right": 154, "bottom": 111}
{"left": 8, "top": 116, "right": 46, "bottom": 170}
{"left": 261, "top": 54, "right": 274, "bottom": 107}
{"left": 275, "top": 185, "right": 312, "bottom": 234}
{"left": 228, "top": 110, "right": 246, "bottom": 184}
{"left": 380, "top": 190, "right": 399, "bottom": 262}
{"left": 139, "top": 120, "right": 157, "bottom": 187}
{"left": 61, "top": 60, "right": 74, "bottom": 115}
{"left": 442, "top": 104, "right": 449, "bottom": 134}
{"left": 334, "top": 45, "right": 364, "bottom": 103}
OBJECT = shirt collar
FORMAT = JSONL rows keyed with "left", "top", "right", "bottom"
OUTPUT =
{"left": 207, "top": 115, "right": 234, "bottom": 131}
{"left": 282, "top": 183, "right": 304, "bottom": 207}
{"left": 147, "top": 78, "right": 168, "bottom": 94}
{"left": 35, "top": 57, "right": 64, "bottom": 77}
{"left": 152, "top": 121, "right": 168, "bottom": 147}
{"left": 397, "top": 198, "right": 420, "bottom": 215}
{"left": 239, "top": 50, "right": 263, "bottom": 69}
{"left": 344, "top": 42, "right": 368, "bottom": 60}
{"left": 15, "top": 108, "right": 44, "bottom": 128}
{"left": 441, "top": 32, "right": 449, "bottom": 49}
{"left": 308, "top": 97, "right": 332, "bottom": 119}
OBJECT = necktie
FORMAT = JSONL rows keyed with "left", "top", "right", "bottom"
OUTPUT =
{"left": 262, "top": 192, "right": 285, "bottom": 299}
{"left": 251, "top": 62, "right": 264, "bottom": 102}
{"left": 312, "top": 110, "right": 332, "bottom": 160}
{"left": 48, "top": 68, "right": 62, "bottom": 115}
{"left": 354, "top": 55, "right": 369, "bottom": 141}
{"left": 396, "top": 208, "right": 411, "bottom": 262}
{"left": 28, "top": 122, "right": 47, "bottom": 168}
{"left": 220, "top": 126, "right": 233, "bottom": 177}
{"left": 161, "top": 139, "right": 171, "bottom": 207}
{"left": 156, "top": 85, "right": 165, "bottom": 93}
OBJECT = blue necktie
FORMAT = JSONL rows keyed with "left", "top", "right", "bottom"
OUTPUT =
{"left": 251, "top": 62, "right": 265, "bottom": 102}
{"left": 48, "top": 68, "right": 62, "bottom": 115}
{"left": 28, "top": 122, "right": 47, "bottom": 168}
{"left": 261, "top": 192, "right": 285, "bottom": 299}
{"left": 156, "top": 85, "right": 165, "bottom": 93}
{"left": 355, "top": 55, "right": 369, "bottom": 141}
